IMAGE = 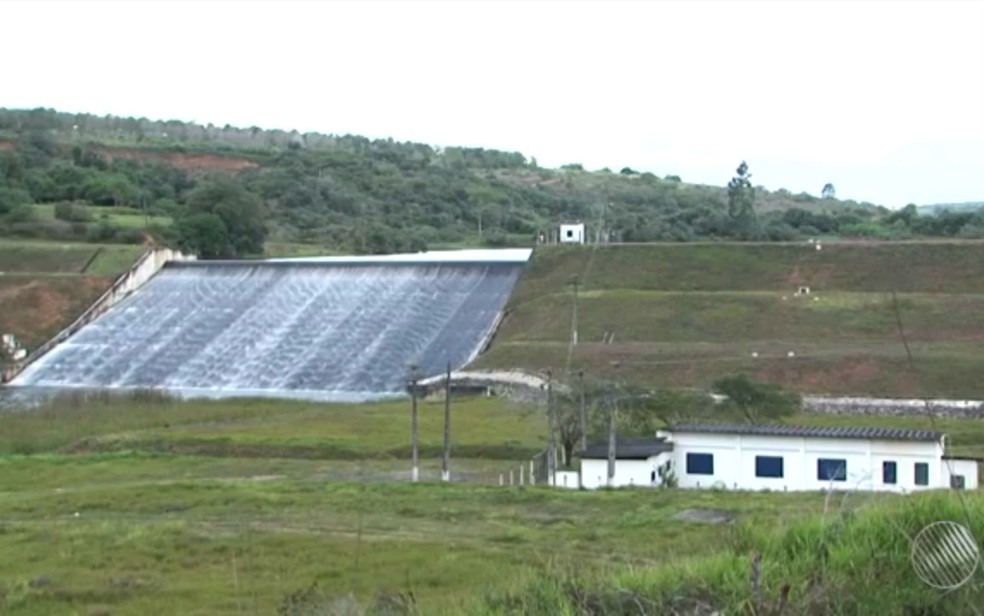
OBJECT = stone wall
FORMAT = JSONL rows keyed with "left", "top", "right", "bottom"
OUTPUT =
{"left": 802, "top": 396, "right": 984, "bottom": 419}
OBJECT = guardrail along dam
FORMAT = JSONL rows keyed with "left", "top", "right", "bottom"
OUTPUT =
{"left": 12, "top": 250, "right": 528, "bottom": 401}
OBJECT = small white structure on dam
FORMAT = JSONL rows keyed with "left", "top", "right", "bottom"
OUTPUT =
{"left": 573, "top": 423, "right": 979, "bottom": 492}
{"left": 559, "top": 223, "right": 585, "bottom": 244}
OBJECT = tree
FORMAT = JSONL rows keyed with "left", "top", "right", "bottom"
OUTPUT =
{"left": 711, "top": 374, "right": 800, "bottom": 423}
{"left": 175, "top": 212, "right": 232, "bottom": 258}
{"left": 0, "top": 186, "right": 32, "bottom": 215}
{"left": 554, "top": 392, "right": 584, "bottom": 468}
{"left": 185, "top": 178, "right": 266, "bottom": 256}
{"left": 821, "top": 183, "right": 836, "bottom": 199}
{"left": 727, "top": 161, "right": 758, "bottom": 238}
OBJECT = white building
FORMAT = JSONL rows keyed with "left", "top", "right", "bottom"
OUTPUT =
{"left": 573, "top": 423, "right": 979, "bottom": 492}
{"left": 559, "top": 223, "right": 585, "bottom": 244}
{"left": 580, "top": 437, "right": 673, "bottom": 489}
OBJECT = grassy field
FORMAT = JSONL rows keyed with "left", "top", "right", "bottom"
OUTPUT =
{"left": 0, "top": 240, "right": 145, "bottom": 352}
{"left": 0, "top": 392, "right": 981, "bottom": 614}
{"left": 31, "top": 203, "right": 172, "bottom": 230}
{"left": 478, "top": 242, "right": 984, "bottom": 398}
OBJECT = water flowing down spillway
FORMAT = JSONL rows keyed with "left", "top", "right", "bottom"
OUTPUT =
{"left": 12, "top": 255, "right": 526, "bottom": 401}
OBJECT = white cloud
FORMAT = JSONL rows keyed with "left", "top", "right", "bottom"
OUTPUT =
{"left": 2, "top": 0, "right": 982, "bottom": 207}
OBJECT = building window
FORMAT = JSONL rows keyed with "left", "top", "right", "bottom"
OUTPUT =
{"left": 915, "top": 463, "right": 929, "bottom": 486}
{"left": 817, "top": 458, "right": 847, "bottom": 482}
{"left": 566, "top": 230, "right": 573, "bottom": 238}
{"left": 686, "top": 453, "right": 714, "bottom": 475}
{"left": 951, "top": 475, "right": 966, "bottom": 490}
{"left": 755, "top": 456, "right": 784, "bottom": 478}
{"left": 883, "top": 461, "right": 897, "bottom": 485}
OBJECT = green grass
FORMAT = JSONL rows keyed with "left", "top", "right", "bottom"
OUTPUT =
{"left": 0, "top": 452, "right": 837, "bottom": 615}
{"left": 0, "top": 239, "right": 143, "bottom": 276}
{"left": 0, "top": 393, "right": 981, "bottom": 614}
{"left": 31, "top": 203, "right": 172, "bottom": 230}
{"left": 0, "top": 392, "right": 545, "bottom": 460}
{"left": 486, "top": 490, "right": 984, "bottom": 615}
{"left": 0, "top": 240, "right": 99, "bottom": 273}
{"left": 82, "top": 244, "right": 146, "bottom": 276}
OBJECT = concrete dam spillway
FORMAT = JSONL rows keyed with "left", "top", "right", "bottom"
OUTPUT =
{"left": 12, "top": 250, "right": 529, "bottom": 401}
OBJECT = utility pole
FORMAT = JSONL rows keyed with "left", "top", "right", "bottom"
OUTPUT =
{"left": 442, "top": 360, "right": 451, "bottom": 482}
{"left": 570, "top": 275, "right": 579, "bottom": 346}
{"left": 546, "top": 369, "right": 556, "bottom": 487}
{"left": 607, "top": 360, "right": 620, "bottom": 487}
{"left": 578, "top": 369, "right": 588, "bottom": 452}
{"left": 409, "top": 365, "right": 419, "bottom": 483}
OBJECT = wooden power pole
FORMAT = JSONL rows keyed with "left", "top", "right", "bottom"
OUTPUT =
{"left": 546, "top": 369, "right": 556, "bottom": 487}
{"left": 578, "top": 369, "right": 588, "bottom": 452}
{"left": 442, "top": 360, "right": 451, "bottom": 482}
{"left": 607, "top": 361, "right": 620, "bottom": 487}
{"left": 570, "top": 274, "right": 579, "bottom": 346}
{"left": 409, "top": 365, "right": 419, "bottom": 483}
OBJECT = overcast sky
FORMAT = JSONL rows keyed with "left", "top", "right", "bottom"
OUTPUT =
{"left": 3, "top": 0, "right": 982, "bottom": 208}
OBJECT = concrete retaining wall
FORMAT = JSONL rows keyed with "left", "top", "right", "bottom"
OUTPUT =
{"left": 802, "top": 396, "right": 984, "bottom": 418}
{"left": 427, "top": 372, "right": 984, "bottom": 420}
{"left": 1, "top": 247, "right": 194, "bottom": 383}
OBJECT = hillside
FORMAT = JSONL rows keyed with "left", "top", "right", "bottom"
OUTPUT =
{"left": 477, "top": 241, "right": 984, "bottom": 398}
{"left": 918, "top": 201, "right": 984, "bottom": 216}
{"left": 0, "top": 241, "right": 144, "bottom": 360}
{"left": 0, "top": 107, "right": 914, "bottom": 257}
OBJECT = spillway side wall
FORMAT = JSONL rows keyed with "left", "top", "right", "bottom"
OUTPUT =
{"left": 2, "top": 247, "right": 194, "bottom": 383}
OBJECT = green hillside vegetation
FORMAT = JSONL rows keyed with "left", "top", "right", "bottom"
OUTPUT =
{"left": 5, "top": 107, "right": 982, "bottom": 259}
{"left": 0, "top": 392, "right": 980, "bottom": 614}
{"left": 478, "top": 242, "right": 984, "bottom": 398}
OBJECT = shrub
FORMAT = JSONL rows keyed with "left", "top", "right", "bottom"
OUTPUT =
{"left": 54, "top": 201, "right": 92, "bottom": 222}
{"left": 0, "top": 186, "right": 32, "bottom": 215}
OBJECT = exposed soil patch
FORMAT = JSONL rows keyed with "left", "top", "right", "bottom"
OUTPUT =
{"left": 0, "top": 139, "right": 13, "bottom": 150}
{"left": 93, "top": 147, "right": 258, "bottom": 172}
{"left": 673, "top": 508, "right": 735, "bottom": 524}
{"left": 754, "top": 356, "right": 883, "bottom": 392}
{"left": 0, "top": 276, "right": 112, "bottom": 349}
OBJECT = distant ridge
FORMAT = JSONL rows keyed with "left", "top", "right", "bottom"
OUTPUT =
{"left": 917, "top": 201, "right": 984, "bottom": 216}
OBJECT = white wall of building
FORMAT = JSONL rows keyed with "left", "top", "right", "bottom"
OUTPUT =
{"left": 554, "top": 470, "right": 580, "bottom": 489}
{"left": 559, "top": 223, "right": 585, "bottom": 244}
{"left": 668, "top": 432, "right": 946, "bottom": 492}
{"left": 942, "top": 459, "right": 980, "bottom": 490}
{"left": 580, "top": 453, "right": 671, "bottom": 489}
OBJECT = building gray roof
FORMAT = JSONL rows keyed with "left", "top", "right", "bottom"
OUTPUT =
{"left": 580, "top": 437, "right": 673, "bottom": 460}
{"left": 666, "top": 423, "right": 944, "bottom": 442}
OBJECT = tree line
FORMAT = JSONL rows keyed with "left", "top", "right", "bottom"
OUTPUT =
{"left": 2, "top": 107, "right": 981, "bottom": 258}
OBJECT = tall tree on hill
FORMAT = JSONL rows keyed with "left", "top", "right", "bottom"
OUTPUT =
{"left": 821, "top": 182, "right": 836, "bottom": 199}
{"left": 179, "top": 177, "right": 267, "bottom": 257}
{"left": 712, "top": 373, "right": 800, "bottom": 423}
{"left": 727, "top": 161, "right": 759, "bottom": 238}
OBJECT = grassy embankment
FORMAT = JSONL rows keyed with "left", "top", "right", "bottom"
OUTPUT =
{"left": 477, "top": 242, "right": 984, "bottom": 399}
{"left": 0, "top": 392, "right": 982, "bottom": 614}
{"left": 0, "top": 240, "right": 145, "bottom": 350}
